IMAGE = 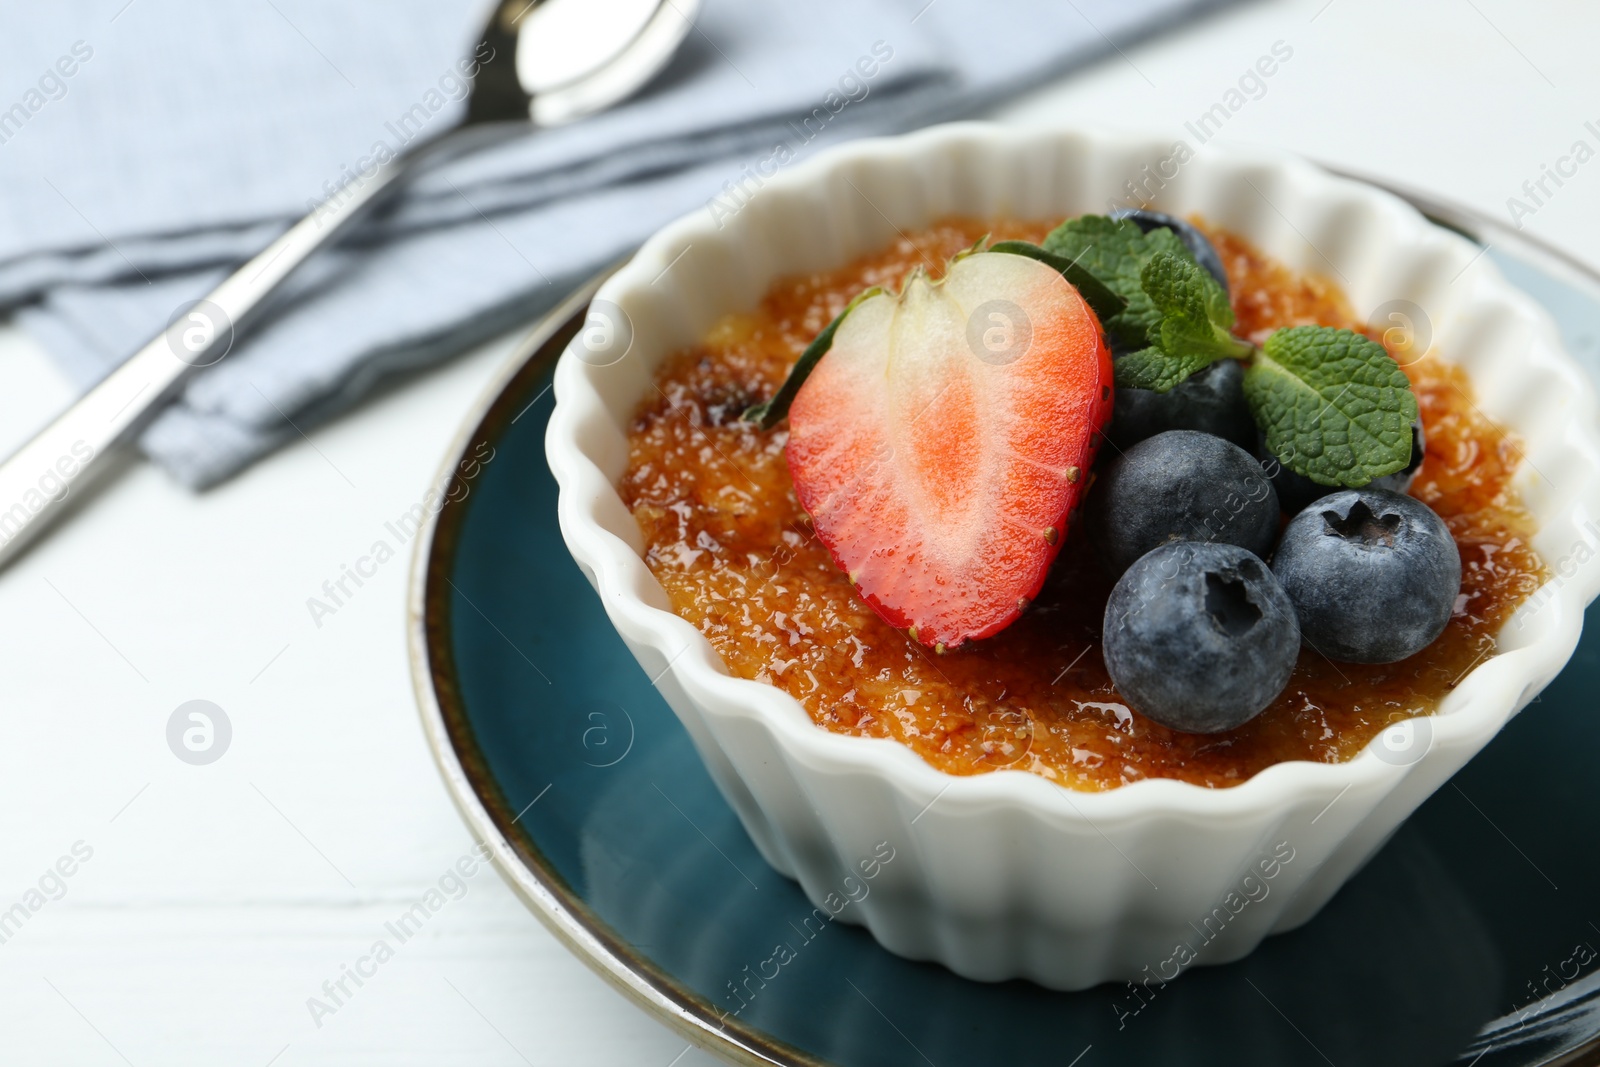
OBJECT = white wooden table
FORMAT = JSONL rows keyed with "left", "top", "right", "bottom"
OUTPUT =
{"left": 2, "top": 1, "right": 1595, "bottom": 1062}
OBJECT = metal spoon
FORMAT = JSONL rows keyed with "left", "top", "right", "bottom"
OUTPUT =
{"left": 0, "top": 0, "right": 698, "bottom": 570}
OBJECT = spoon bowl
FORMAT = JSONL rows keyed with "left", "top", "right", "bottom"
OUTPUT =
{"left": 469, "top": 0, "right": 697, "bottom": 127}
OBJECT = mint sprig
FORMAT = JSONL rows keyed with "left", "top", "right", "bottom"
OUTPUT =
{"left": 1244, "top": 325, "right": 1419, "bottom": 487}
{"left": 1042, "top": 215, "right": 1188, "bottom": 349}
{"left": 1114, "top": 251, "right": 1253, "bottom": 392}
{"left": 1046, "top": 214, "right": 1419, "bottom": 489}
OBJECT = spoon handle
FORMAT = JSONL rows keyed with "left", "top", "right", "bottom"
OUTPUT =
{"left": 0, "top": 123, "right": 518, "bottom": 570}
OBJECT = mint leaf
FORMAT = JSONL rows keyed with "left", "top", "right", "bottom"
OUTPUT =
{"left": 744, "top": 286, "right": 881, "bottom": 429}
{"left": 1144, "top": 251, "right": 1237, "bottom": 346}
{"left": 1116, "top": 251, "right": 1255, "bottom": 392}
{"left": 988, "top": 240, "right": 1127, "bottom": 323}
{"left": 1244, "top": 325, "right": 1419, "bottom": 487}
{"left": 1041, "top": 215, "right": 1188, "bottom": 348}
{"left": 1114, "top": 346, "right": 1224, "bottom": 393}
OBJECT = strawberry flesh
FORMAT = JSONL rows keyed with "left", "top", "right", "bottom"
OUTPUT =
{"left": 786, "top": 251, "right": 1113, "bottom": 649}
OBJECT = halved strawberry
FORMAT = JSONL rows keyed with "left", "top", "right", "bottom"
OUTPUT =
{"left": 763, "top": 248, "right": 1114, "bottom": 650}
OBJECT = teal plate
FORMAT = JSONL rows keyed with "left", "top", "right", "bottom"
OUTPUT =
{"left": 410, "top": 189, "right": 1600, "bottom": 1067}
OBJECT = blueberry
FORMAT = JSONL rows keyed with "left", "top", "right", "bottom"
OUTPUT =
{"left": 1271, "top": 488, "right": 1461, "bottom": 664}
{"left": 1110, "top": 208, "right": 1229, "bottom": 291}
{"left": 1103, "top": 542, "right": 1300, "bottom": 733}
{"left": 1263, "top": 419, "right": 1425, "bottom": 515}
{"left": 1087, "top": 430, "right": 1279, "bottom": 577}
{"left": 1109, "top": 358, "right": 1255, "bottom": 451}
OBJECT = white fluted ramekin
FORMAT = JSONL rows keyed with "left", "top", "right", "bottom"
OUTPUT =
{"left": 547, "top": 123, "right": 1600, "bottom": 990}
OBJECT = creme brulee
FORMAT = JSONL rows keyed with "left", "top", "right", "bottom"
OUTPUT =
{"left": 618, "top": 219, "right": 1546, "bottom": 791}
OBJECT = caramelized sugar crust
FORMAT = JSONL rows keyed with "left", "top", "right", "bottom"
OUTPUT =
{"left": 618, "top": 219, "right": 1547, "bottom": 790}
